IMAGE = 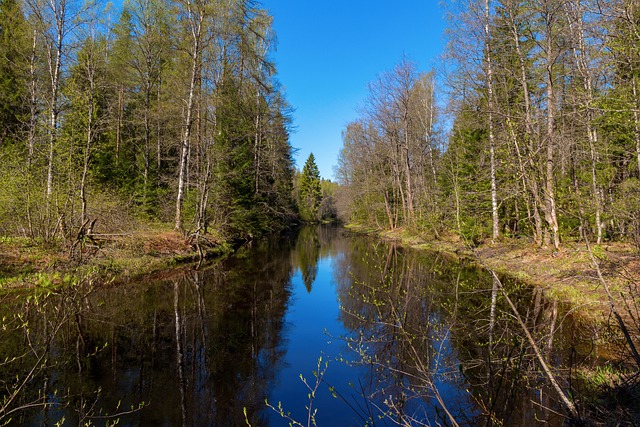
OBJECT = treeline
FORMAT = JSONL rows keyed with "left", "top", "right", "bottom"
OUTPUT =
{"left": 337, "top": 0, "right": 640, "bottom": 249}
{"left": 0, "top": 0, "right": 296, "bottom": 241}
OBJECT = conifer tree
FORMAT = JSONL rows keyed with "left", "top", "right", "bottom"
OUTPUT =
{"left": 299, "top": 153, "right": 322, "bottom": 222}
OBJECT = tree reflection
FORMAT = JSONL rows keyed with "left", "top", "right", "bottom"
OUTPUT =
{"left": 292, "top": 226, "right": 320, "bottom": 292}
{"left": 291, "top": 225, "right": 344, "bottom": 293}
{"left": 1, "top": 229, "right": 628, "bottom": 426}
{"left": 334, "top": 241, "right": 598, "bottom": 426}
{"left": 1, "top": 237, "right": 296, "bottom": 426}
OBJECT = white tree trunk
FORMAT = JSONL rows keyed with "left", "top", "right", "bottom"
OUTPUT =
{"left": 485, "top": 0, "right": 499, "bottom": 241}
{"left": 175, "top": 5, "right": 203, "bottom": 231}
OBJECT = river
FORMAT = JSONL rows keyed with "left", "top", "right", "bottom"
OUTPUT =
{"left": 0, "top": 226, "right": 613, "bottom": 426}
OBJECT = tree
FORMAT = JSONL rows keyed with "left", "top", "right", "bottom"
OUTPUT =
{"left": 27, "top": 0, "right": 84, "bottom": 198}
{"left": 484, "top": 0, "right": 500, "bottom": 241}
{"left": 298, "top": 153, "right": 322, "bottom": 222}
{"left": 174, "top": 0, "right": 207, "bottom": 231}
{"left": 111, "top": 0, "right": 172, "bottom": 214}
{"left": 0, "top": 0, "right": 29, "bottom": 146}
{"left": 64, "top": 30, "right": 110, "bottom": 222}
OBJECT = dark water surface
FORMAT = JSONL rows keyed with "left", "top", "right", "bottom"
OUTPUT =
{"left": 2, "top": 226, "right": 606, "bottom": 426}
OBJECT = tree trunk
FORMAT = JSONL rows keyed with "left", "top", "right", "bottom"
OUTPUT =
{"left": 403, "top": 119, "right": 415, "bottom": 226}
{"left": 144, "top": 78, "right": 151, "bottom": 209}
{"left": 424, "top": 79, "right": 438, "bottom": 199}
{"left": 116, "top": 85, "right": 123, "bottom": 164}
{"left": 28, "top": 28, "right": 38, "bottom": 165}
{"left": 485, "top": 0, "right": 499, "bottom": 241}
{"left": 544, "top": 11, "right": 560, "bottom": 250}
{"left": 26, "top": 28, "right": 38, "bottom": 237}
{"left": 157, "top": 78, "right": 162, "bottom": 171}
{"left": 46, "top": 2, "right": 65, "bottom": 200}
{"left": 632, "top": 76, "right": 640, "bottom": 178}
{"left": 175, "top": 6, "right": 203, "bottom": 231}
{"left": 489, "top": 270, "right": 580, "bottom": 420}
{"left": 46, "top": 42, "right": 61, "bottom": 198}
{"left": 508, "top": 3, "right": 543, "bottom": 246}
{"left": 81, "top": 89, "right": 93, "bottom": 222}
{"left": 566, "top": 3, "right": 603, "bottom": 243}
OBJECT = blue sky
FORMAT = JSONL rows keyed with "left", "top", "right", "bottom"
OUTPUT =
{"left": 264, "top": 1, "right": 447, "bottom": 179}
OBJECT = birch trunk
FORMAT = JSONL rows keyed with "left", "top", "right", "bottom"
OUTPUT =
{"left": 26, "top": 28, "right": 39, "bottom": 237}
{"left": 46, "top": 2, "right": 64, "bottom": 199}
{"left": 485, "top": 0, "right": 499, "bottom": 241}
{"left": 28, "top": 29, "right": 38, "bottom": 165}
{"left": 175, "top": 2, "right": 204, "bottom": 231}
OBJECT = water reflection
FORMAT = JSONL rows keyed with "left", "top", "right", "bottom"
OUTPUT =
{"left": 0, "top": 226, "right": 615, "bottom": 426}
{"left": 333, "top": 242, "right": 599, "bottom": 426}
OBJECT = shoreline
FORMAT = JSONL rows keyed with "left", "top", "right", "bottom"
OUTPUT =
{"left": 3, "top": 224, "right": 639, "bottom": 325}
{"left": 345, "top": 224, "right": 640, "bottom": 325}
{"left": 0, "top": 229, "right": 234, "bottom": 290}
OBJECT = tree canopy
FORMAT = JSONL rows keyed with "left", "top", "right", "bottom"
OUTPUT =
{"left": 0, "top": 0, "right": 296, "bottom": 241}
{"left": 337, "top": 0, "right": 640, "bottom": 249}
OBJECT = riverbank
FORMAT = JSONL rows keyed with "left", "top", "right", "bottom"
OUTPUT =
{"left": 346, "top": 225, "right": 640, "bottom": 324}
{"left": 0, "top": 228, "right": 233, "bottom": 289}
{"left": 4, "top": 223, "right": 639, "bottom": 321}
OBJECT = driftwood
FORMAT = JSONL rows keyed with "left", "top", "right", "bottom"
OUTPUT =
{"left": 582, "top": 230, "right": 640, "bottom": 370}
{"left": 86, "top": 233, "right": 129, "bottom": 240}
{"left": 70, "top": 218, "right": 95, "bottom": 259}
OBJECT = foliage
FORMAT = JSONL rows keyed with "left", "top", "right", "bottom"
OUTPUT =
{"left": 0, "top": 0, "right": 296, "bottom": 244}
{"left": 337, "top": 0, "right": 640, "bottom": 249}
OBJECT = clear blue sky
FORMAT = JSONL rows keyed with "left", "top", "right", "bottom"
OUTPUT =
{"left": 264, "top": 1, "right": 447, "bottom": 179}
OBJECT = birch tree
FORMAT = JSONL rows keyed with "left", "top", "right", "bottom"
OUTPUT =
{"left": 174, "top": 0, "right": 206, "bottom": 231}
{"left": 484, "top": 0, "right": 500, "bottom": 241}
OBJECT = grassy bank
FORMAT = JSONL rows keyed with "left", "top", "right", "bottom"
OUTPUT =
{"left": 0, "top": 227, "right": 234, "bottom": 290}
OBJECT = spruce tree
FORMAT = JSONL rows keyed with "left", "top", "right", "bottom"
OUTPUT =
{"left": 299, "top": 153, "right": 322, "bottom": 221}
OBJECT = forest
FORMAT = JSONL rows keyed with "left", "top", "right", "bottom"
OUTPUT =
{"left": 2, "top": 0, "right": 640, "bottom": 251}
{"left": 336, "top": 0, "right": 640, "bottom": 250}
{"left": 2, "top": 1, "right": 640, "bottom": 424}
{"left": 0, "top": 0, "right": 314, "bottom": 245}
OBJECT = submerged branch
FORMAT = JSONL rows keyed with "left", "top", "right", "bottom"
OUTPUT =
{"left": 487, "top": 270, "right": 580, "bottom": 421}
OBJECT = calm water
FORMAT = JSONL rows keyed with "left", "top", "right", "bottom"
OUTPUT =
{"left": 1, "top": 226, "right": 607, "bottom": 426}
